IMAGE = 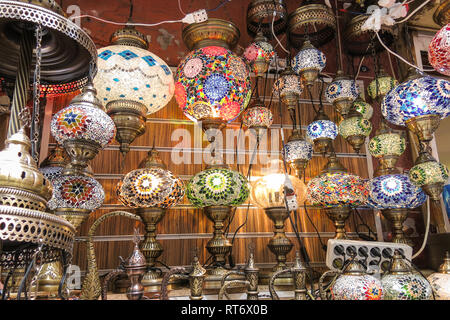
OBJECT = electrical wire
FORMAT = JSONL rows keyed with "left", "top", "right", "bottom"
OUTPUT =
{"left": 71, "top": 14, "right": 184, "bottom": 27}
{"left": 271, "top": 11, "right": 290, "bottom": 54}
{"left": 412, "top": 198, "right": 430, "bottom": 259}
{"left": 395, "top": 0, "right": 432, "bottom": 24}
{"left": 178, "top": 0, "right": 187, "bottom": 15}
{"left": 207, "top": 0, "right": 232, "bottom": 12}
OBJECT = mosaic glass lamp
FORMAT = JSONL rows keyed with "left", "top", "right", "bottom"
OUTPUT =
{"left": 283, "top": 129, "right": 313, "bottom": 179}
{"left": 353, "top": 97, "right": 373, "bottom": 120}
{"left": 382, "top": 76, "right": 450, "bottom": 144}
{"left": 292, "top": 40, "right": 326, "bottom": 87}
{"left": 428, "top": 23, "right": 450, "bottom": 77}
{"left": 367, "top": 174, "right": 426, "bottom": 246}
{"left": 427, "top": 252, "right": 450, "bottom": 300}
{"left": 117, "top": 148, "right": 184, "bottom": 291}
{"left": 382, "top": 251, "right": 432, "bottom": 300}
{"left": 241, "top": 96, "right": 273, "bottom": 140}
{"left": 251, "top": 165, "right": 307, "bottom": 272}
{"left": 39, "top": 146, "right": 69, "bottom": 182}
{"left": 273, "top": 65, "right": 303, "bottom": 110}
{"left": 306, "top": 110, "right": 338, "bottom": 155}
{"left": 186, "top": 164, "right": 249, "bottom": 281}
{"left": 338, "top": 107, "right": 372, "bottom": 154}
{"left": 243, "top": 30, "right": 275, "bottom": 77}
{"left": 307, "top": 154, "right": 368, "bottom": 239}
{"left": 325, "top": 70, "right": 359, "bottom": 117}
{"left": 95, "top": 26, "right": 174, "bottom": 155}
{"left": 367, "top": 69, "right": 398, "bottom": 103}
{"left": 51, "top": 82, "right": 116, "bottom": 175}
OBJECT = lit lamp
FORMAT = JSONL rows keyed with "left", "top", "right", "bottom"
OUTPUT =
{"left": 243, "top": 30, "right": 275, "bottom": 78}
{"left": 367, "top": 69, "right": 398, "bottom": 104}
{"left": 273, "top": 66, "right": 303, "bottom": 112}
{"left": 283, "top": 129, "right": 313, "bottom": 179}
{"left": 367, "top": 174, "right": 426, "bottom": 246}
{"left": 427, "top": 252, "right": 450, "bottom": 300}
{"left": 306, "top": 111, "right": 338, "bottom": 156}
{"left": 325, "top": 70, "right": 359, "bottom": 117}
{"left": 175, "top": 19, "right": 251, "bottom": 136}
{"left": 307, "top": 154, "right": 368, "bottom": 239}
{"left": 428, "top": 24, "right": 450, "bottom": 77}
{"left": 251, "top": 172, "right": 307, "bottom": 272}
{"left": 51, "top": 82, "right": 116, "bottom": 175}
{"left": 186, "top": 164, "right": 249, "bottom": 286}
{"left": 117, "top": 149, "right": 184, "bottom": 291}
{"left": 338, "top": 107, "right": 372, "bottom": 154}
{"left": 241, "top": 96, "right": 273, "bottom": 141}
{"left": 94, "top": 25, "right": 174, "bottom": 156}
{"left": 292, "top": 40, "right": 326, "bottom": 87}
{"left": 381, "top": 251, "right": 432, "bottom": 300}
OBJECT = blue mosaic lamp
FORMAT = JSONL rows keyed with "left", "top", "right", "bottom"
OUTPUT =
{"left": 325, "top": 70, "right": 359, "bottom": 117}
{"left": 94, "top": 26, "right": 175, "bottom": 155}
{"left": 283, "top": 129, "right": 313, "bottom": 179}
{"left": 292, "top": 40, "right": 326, "bottom": 87}
{"left": 367, "top": 174, "right": 426, "bottom": 245}
{"left": 306, "top": 110, "right": 338, "bottom": 155}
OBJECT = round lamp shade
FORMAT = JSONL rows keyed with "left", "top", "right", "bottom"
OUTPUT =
{"left": 48, "top": 175, "right": 105, "bottom": 211}
{"left": 428, "top": 23, "right": 450, "bottom": 77}
{"left": 382, "top": 76, "right": 450, "bottom": 126}
{"left": 367, "top": 75, "right": 398, "bottom": 100}
{"left": 250, "top": 173, "right": 307, "bottom": 209}
{"left": 186, "top": 168, "right": 249, "bottom": 207}
{"left": 367, "top": 174, "right": 427, "bottom": 209}
{"left": 242, "top": 105, "right": 273, "bottom": 129}
{"left": 368, "top": 133, "right": 406, "bottom": 158}
{"left": 117, "top": 167, "right": 184, "bottom": 209}
{"left": 283, "top": 139, "right": 313, "bottom": 163}
{"left": 409, "top": 161, "right": 450, "bottom": 187}
{"left": 175, "top": 46, "right": 251, "bottom": 122}
{"left": 292, "top": 43, "right": 326, "bottom": 75}
{"left": 331, "top": 274, "right": 383, "bottom": 300}
{"left": 40, "top": 166, "right": 64, "bottom": 182}
{"left": 307, "top": 172, "right": 368, "bottom": 207}
{"left": 94, "top": 45, "right": 175, "bottom": 115}
{"left": 306, "top": 120, "right": 338, "bottom": 142}
{"left": 243, "top": 40, "right": 275, "bottom": 77}
{"left": 382, "top": 273, "right": 432, "bottom": 300}
{"left": 325, "top": 77, "right": 359, "bottom": 104}
{"left": 353, "top": 99, "right": 373, "bottom": 119}
{"left": 273, "top": 73, "right": 303, "bottom": 104}
{"left": 338, "top": 116, "right": 372, "bottom": 139}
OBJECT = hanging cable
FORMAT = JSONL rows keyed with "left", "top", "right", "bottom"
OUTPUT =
{"left": 271, "top": 11, "right": 290, "bottom": 54}
{"left": 178, "top": 0, "right": 187, "bottom": 15}
{"left": 207, "top": 0, "right": 232, "bottom": 12}
{"left": 412, "top": 198, "right": 431, "bottom": 259}
{"left": 395, "top": 0, "right": 432, "bottom": 24}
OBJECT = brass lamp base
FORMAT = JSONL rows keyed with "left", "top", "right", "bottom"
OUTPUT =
{"left": 54, "top": 207, "right": 91, "bottom": 230}
{"left": 63, "top": 139, "right": 101, "bottom": 172}
{"left": 325, "top": 206, "right": 350, "bottom": 239}
{"left": 375, "top": 155, "right": 400, "bottom": 177}
{"left": 421, "top": 182, "right": 445, "bottom": 202}
{"left": 314, "top": 137, "right": 332, "bottom": 156}
{"left": 288, "top": 158, "right": 308, "bottom": 180}
{"left": 381, "top": 208, "right": 413, "bottom": 246}
{"left": 264, "top": 207, "right": 293, "bottom": 272}
{"left": 135, "top": 207, "right": 166, "bottom": 292}
{"left": 346, "top": 135, "right": 366, "bottom": 154}
{"left": 333, "top": 98, "right": 353, "bottom": 118}
{"left": 406, "top": 114, "right": 441, "bottom": 144}
{"left": 106, "top": 100, "right": 147, "bottom": 156}
{"left": 36, "top": 261, "right": 64, "bottom": 295}
{"left": 182, "top": 18, "right": 240, "bottom": 50}
{"left": 302, "top": 68, "right": 319, "bottom": 88}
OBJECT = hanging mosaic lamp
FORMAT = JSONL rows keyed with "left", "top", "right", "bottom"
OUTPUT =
{"left": 338, "top": 107, "right": 372, "bottom": 154}
{"left": 117, "top": 148, "right": 184, "bottom": 290}
{"left": 175, "top": 19, "right": 250, "bottom": 135}
{"left": 273, "top": 65, "right": 303, "bottom": 110}
{"left": 325, "top": 70, "right": 360, "bottom": 117}
{"left": 367, "top": 174, "right": 426, "bottom": 246}
{"left": 283, "top": 129, "right": 313, "bottom": 179}
{"left": 328, "top": 259, "right": 383, "bottom": 300}
{"left": 241, "top": 96, "right": 273, "bottom": 140}
{"left": 39, "top": 146, "right": 69, "bottom": 182}
{"left": 368, "top": 120, "right": 406, "bottom": 176}
{"left": 367, "top": 69, "right": 398, "bottom": 104}
{"left": 352, "top": 97, "right": 373, "bottom": 120}
{"left": 307, "top": 154, "right": 368, "bottom": 239}
{"left": 251, "top": 164, "right": 307, "bottom": 273}
{"left": 51, "top": 82, "right": 116, "bottom": 175}
{"left": 381, "top": 251, "right": 432, "bottom": 300}
{"left": 306, "top": 110, "right": 338, "bottom": 155}
{"left": 94, "top": 25, "right": 174, "bottom": 156}
{"left": 243, "top": 30, "right": 275, "bottom": 77}
{"left": 382, "top": 76, "right": 450, "bottom": 144}
{"left": 427, "top": 251, "right": 450, "bottom": 300}
{"left": 292, "top": 40, "right": 326, "bottom": 87}
{"left": 428, "top": 23, "right": 450, "bottom": 77}
{"left": 186, "top": 162, "right": 249, "bottom": 285}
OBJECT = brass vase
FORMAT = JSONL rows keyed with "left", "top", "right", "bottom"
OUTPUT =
{"left": 325, "top": 206, "right": 351, "bottom": 239}
{"left": 406, "top": 114, "right": 441, "bottom": 145}
{"left": 381, "top": 208, "right": 413, "bottom": 246}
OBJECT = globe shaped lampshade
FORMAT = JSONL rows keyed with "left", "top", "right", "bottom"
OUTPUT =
{"left": 241, "top": 98, "right": 273, "bottom": 131}
{"left": 117, "top": 167, "right": 184, "bottom": 209}
{"left": 368, "top": 133, "right": 406, "bottom": 159}
{"left": 292, "top": 40, "right": 326, "bottom": 87}
{"left": 338, "top": 115, "right": 372, "bottom": 153}
{"left": 250, "top": 173, "right": 307, "bottom": 209}
{"left": 306, "top": 119, "right": 338, "bottom": 154}
{"left": 283, "top": 139, "right": 313, "bottom": 163}
{"left": 243, "top": 32, "right": 275, "bottom": 77}
{"left": 325, "top": 71, "right": 360, "bottom": 116}
{"left": 427, "top": 252, "right": 450, "bottom": 300}
{"left": 382, "top": 76, "right": 450, "bottom": 127}
{"left": 428, "top": 23, "right": 450, "bottom": 76}
{"left": 367, "top": 174, "right": 427, "bottom": 210}
{"left": 409, "top": 160, "right": 450, "bottom": 200}
{"left": 186, "top": 168, "right": 249, "bottom": 208}
{"left": 273, "top": 68, "right": 303, "bottom": 107}
{"left": 367, "top": 72, "right": 398, "bottom": 102}
{"left": 353, "top": 99, "right": 373, "bottom": 120}
{"left": 175, "top": 46, "right": 251, "bottom": 123}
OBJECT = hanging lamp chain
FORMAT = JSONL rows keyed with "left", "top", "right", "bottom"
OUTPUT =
{"left": 31, "top": 23, "right": 43, "bottom": 163}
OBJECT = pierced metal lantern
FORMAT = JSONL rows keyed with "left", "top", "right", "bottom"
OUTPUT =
{"left": 51, "top": 82, "right": 116, "bottom": 174}
{"left": 243, "top": 31, "right": 275, "bottom": 77}
{"left": 283, "top": 129, "right": 313, "bottom": 179}
{"left": 338, "top": 108, "right": 372, "bottom": 154}
{"left": 382, "top": 252, "right": 432, "bottom": 300}
{"left": 241, "top": 97, "right": 273, "bottom": 140}
{"left": 306, "top": 113, "right": 338, "bottom": 155}
{"left": 326, "top": 70, "right": 360, "bottom": 117}
{"left": 427, "top": 252, "right": 450, "bottom": 300}
{"left": 273, "top": 66, "right": 303, "bottom": 109}
{"left": 292, "top": 40, "right": 326, "bottom": 87}
{"left": 367, "top": 174, "right": 426, "bottom": 245}
{"left": 367, "top": 70, "right": 398, "bottom": 103}
{"left": 186, "top": 165, "right": 249, "bottom": 283}
{"left": 117, "top": 149, "right": 184, "bottom": 292}
{"left": 428, "top": 23, "right": 450, "bottom": 77}
{"left": 95, "top": 25, "right": 174, "bottom": 156}
{"left": 246, "top": 0, "right": 288, "bottom": 39}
